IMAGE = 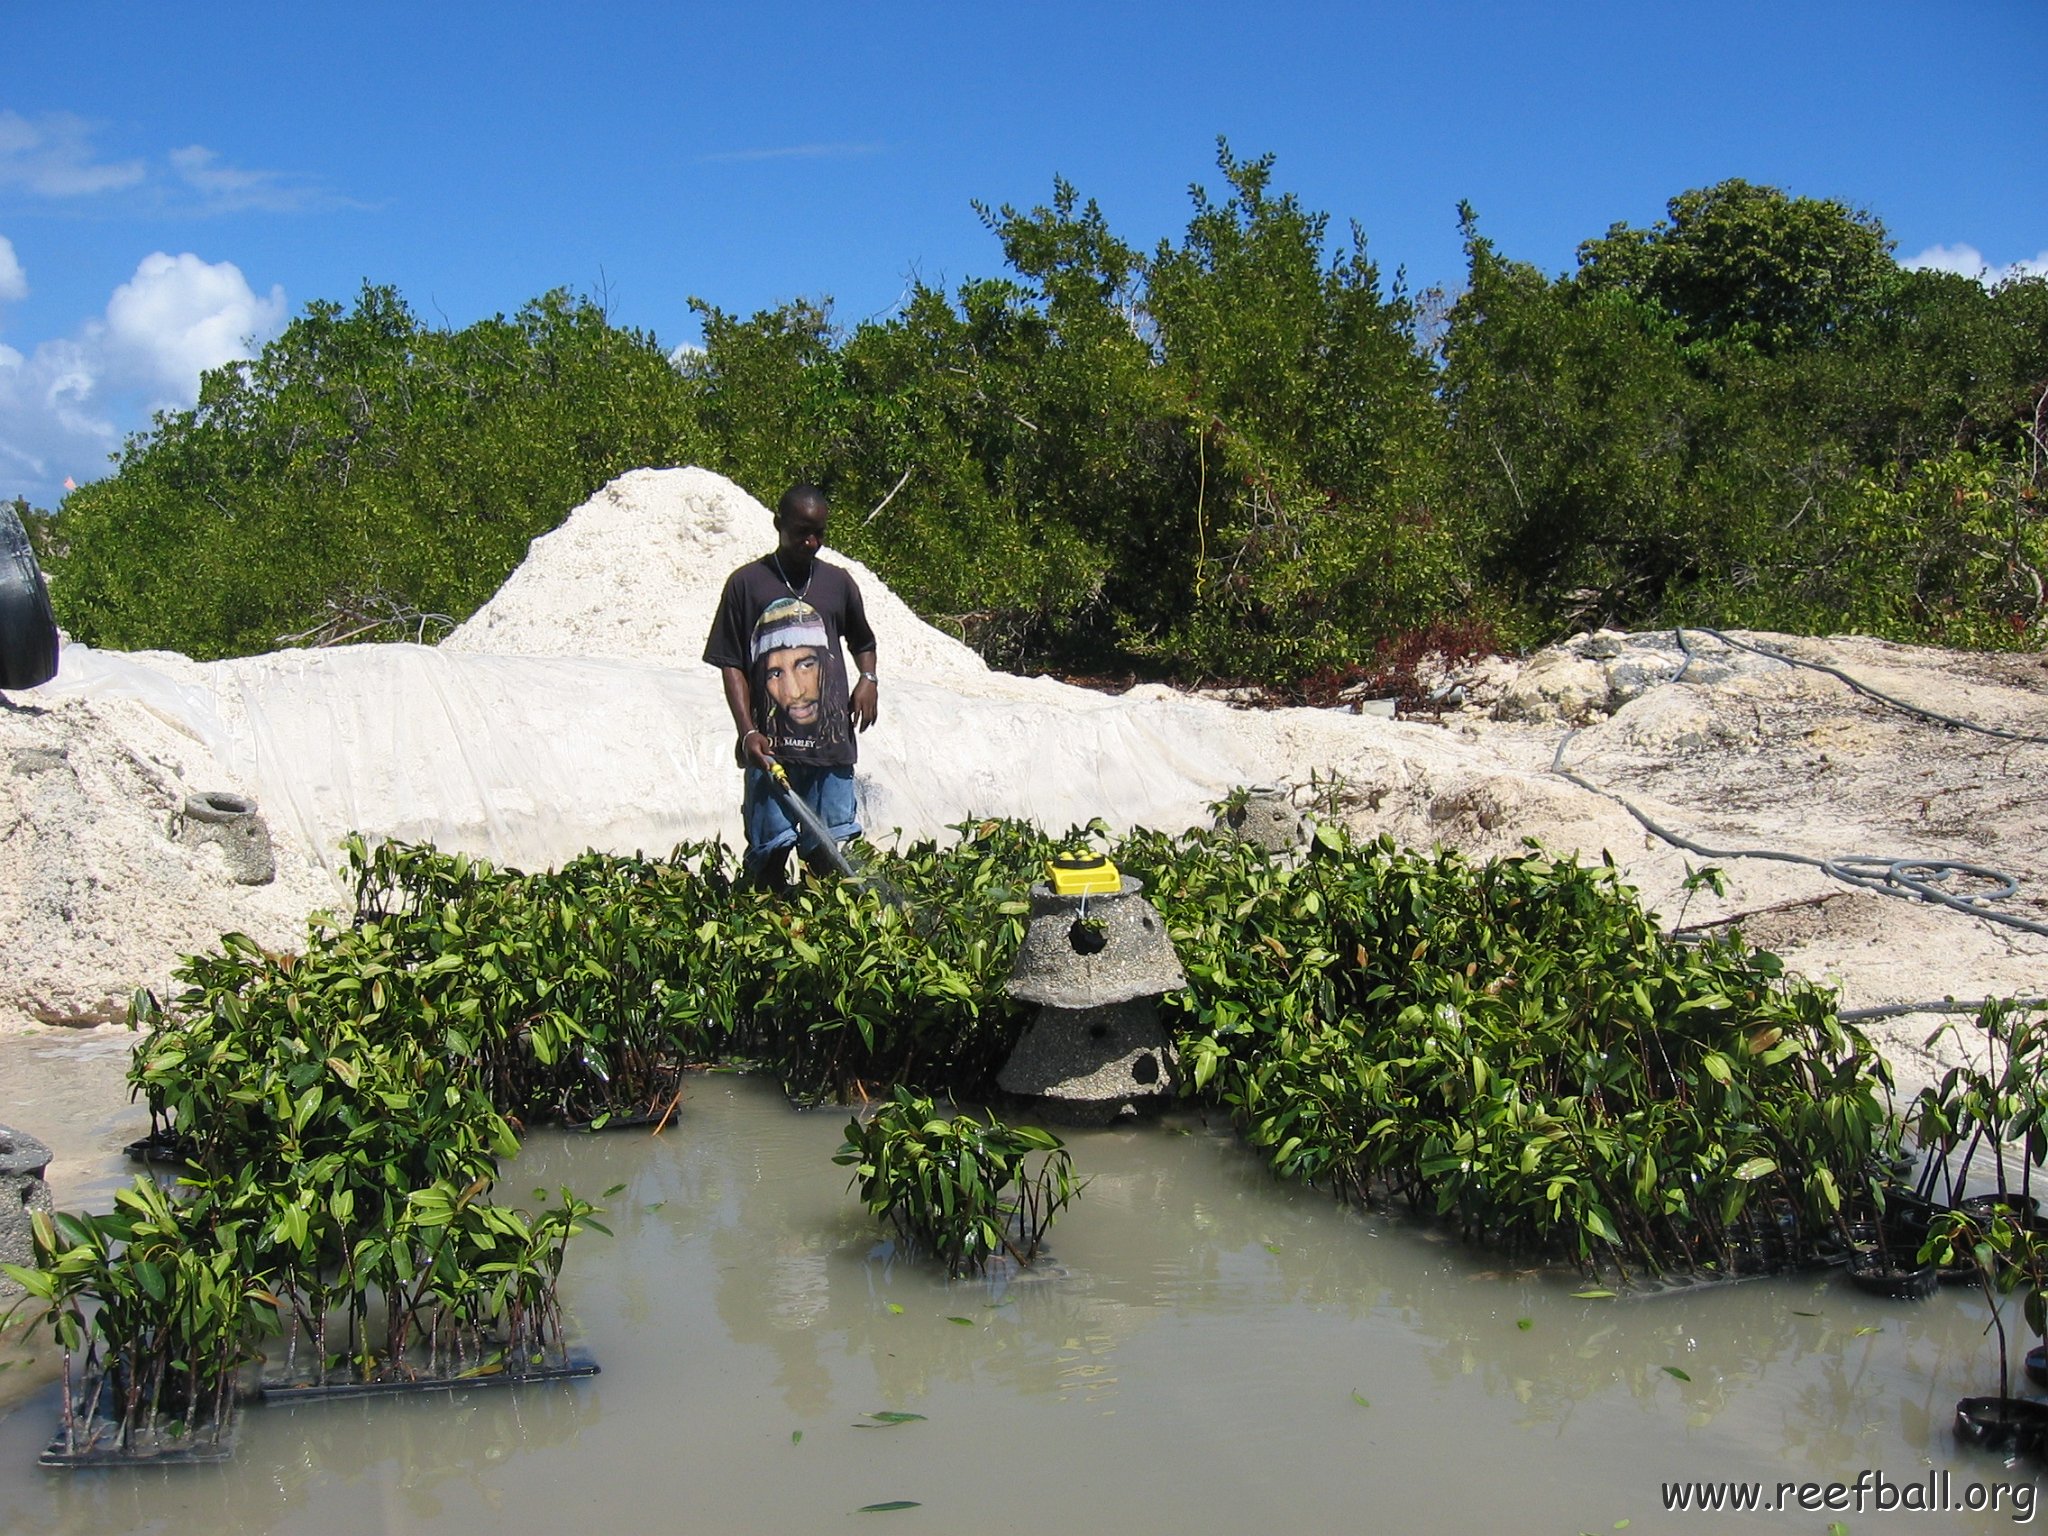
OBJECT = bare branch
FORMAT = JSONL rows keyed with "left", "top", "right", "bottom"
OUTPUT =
{"left": 863, "top": 467, "right": 914, "bottom": 525}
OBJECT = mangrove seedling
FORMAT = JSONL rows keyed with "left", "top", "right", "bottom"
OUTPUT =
{"left": 835, "top": 1087, "right": 1084, "bottom": 1277}
{"left": 1925, "top": 1206, "right": 2048, "bottom": 1451}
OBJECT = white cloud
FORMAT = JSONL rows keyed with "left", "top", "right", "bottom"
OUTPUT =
{"left": 98, "top": 251, "right": 286, "bottom": 400}
{"left": 0, "top": 234, "right": 25, "bottom": 304}
{"left": 0, "top": 109, "right": 146, "bottom": 197}
{"left": 1904, "top": 242, "right": 2048, "bottom": 284}
{"left": 168, "top": 144, "right": 356, "bottom": 214}
{"left": 0, "top": 335, "right": 119, "bottom": 488}
{"left": 0, "top": 251, "right": 287, "bottom": 504}
{"left": 0, "top": 113, "right": 353, "bottom": 215}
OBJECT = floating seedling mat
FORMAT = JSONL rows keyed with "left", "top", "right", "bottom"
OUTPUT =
{"left": 258, "top": 1350, "right": 599, "bottom": 1403}
{"left": 38, "top": 1391, "right": 239, "bottom": 1468}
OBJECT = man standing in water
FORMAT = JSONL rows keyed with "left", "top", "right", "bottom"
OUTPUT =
{"left": 704, "top": 484, "right": 879, "bottom": 890}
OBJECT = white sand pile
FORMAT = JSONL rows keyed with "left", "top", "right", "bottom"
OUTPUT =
{"left": 444, "top": 466, "right": 1012, "bottom": 693}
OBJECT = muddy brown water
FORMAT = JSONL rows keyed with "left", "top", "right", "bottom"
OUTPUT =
{"left": 0, "top": 1059, "right": 2037, "bottom": 1534}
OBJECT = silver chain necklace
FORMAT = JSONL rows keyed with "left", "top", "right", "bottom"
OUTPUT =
{"left": 771, "top": 551, "right": 812, "bottom": 601}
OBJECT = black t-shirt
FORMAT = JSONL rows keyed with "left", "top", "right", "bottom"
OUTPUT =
{"left": 703, "top": 557, "right": 876, "bottom": 766}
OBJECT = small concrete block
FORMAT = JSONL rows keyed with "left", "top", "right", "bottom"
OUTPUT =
{"left": 175, "top": 790, "right": 276, "bottom": 885}
{"left": 1217, "top": 785, "right": 1304, "bottom": 854}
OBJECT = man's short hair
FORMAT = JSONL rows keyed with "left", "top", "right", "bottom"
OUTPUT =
{"left": 777, "top": 484, "right": 829, "bottom": 522}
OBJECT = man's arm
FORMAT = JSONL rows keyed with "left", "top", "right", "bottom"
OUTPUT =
{"left": 840, "top": 572, "right": 879, "bottom": 732}
{"left": 850, "top": 646, "right": 878, "bottom": 732}
{"left": 721, "top": 665, "right": 774, "bottom": 770}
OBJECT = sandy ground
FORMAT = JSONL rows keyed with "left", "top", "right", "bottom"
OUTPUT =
{"left": 1424, "top": 629, "right": 2048, "bottom": 1100}
{"left": 4, "top": 470, "right": 2045, "bottom": 1221}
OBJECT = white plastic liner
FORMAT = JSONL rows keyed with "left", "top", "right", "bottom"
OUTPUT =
{"left": 38, "top": 641, "right": 1280, "bottom": 873}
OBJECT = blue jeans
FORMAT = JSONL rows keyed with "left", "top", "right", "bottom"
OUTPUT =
{"left": 742, "top": 763, "right": 861, "bottom": 873}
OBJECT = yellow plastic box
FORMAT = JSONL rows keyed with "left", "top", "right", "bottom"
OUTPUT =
{"left": 1046, "top": 852, "right": 1120, "bottom": 896}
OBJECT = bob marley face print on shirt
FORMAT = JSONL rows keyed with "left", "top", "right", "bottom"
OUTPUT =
{"left": 751, "top": 596, "right": 852, "bottom": 759}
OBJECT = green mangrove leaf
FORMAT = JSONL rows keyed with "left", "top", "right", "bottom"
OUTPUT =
{"left": 1582, "top": 1205, "right": 1622, "bottom": 1245}
{"left": 857, "top": 1503, "right": 921, "bottom": 1513}
{"left": 1661, "top": 1366, "right": 1691, "bottom": 1381}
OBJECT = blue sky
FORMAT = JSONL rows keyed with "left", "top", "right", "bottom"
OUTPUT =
{"left": 3, "top": 0, "right": 2043, "bottom": 507}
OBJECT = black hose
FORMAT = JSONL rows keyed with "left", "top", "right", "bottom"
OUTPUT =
{"left": 1676, "top": 627, "right": 2048, "bottom": 745}
{"left": 1839, "top": 997, "right": 2048, "bottom": 1023}
{"left": 1549, "top": 731, "right": 2048, "bottom": 938}
{"left": 761, "top": 765, "right": 857, "bottom": 878}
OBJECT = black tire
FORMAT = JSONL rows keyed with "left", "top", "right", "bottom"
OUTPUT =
{"left": 0, "top": 502, "right": 58, "bottom": 690}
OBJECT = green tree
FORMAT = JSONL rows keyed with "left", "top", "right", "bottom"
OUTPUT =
{"left": 47, "top": 286, "right": 701, "bottom": 657}
{"left": 1442, "top": 208, "right": 1712, "bottom": 630}
{"left": 1575, "top": 178, "right": 1897, "bottom": 353}
{"left": 1445, "top": 183, "right": 2048, "bottom": 643}
{"left": 677, "top": 297, "right": 846, "bottom": 495}
{"left": 1144, "top": 146, "right": 1465, "bottom": 673}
